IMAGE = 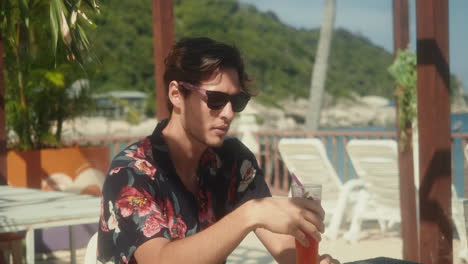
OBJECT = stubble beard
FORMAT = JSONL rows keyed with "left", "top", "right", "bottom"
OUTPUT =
{"left": 186, "top": 125, "right": 225, "bottom": 149}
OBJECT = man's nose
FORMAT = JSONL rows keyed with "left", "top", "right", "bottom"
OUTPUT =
{"left": 220, "top": 101, "right": 235, "bottom": 121}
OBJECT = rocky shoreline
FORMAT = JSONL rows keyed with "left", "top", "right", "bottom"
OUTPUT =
{"left": 240, "top": 93, "right": 468, "bottom": 131}
{"left": 241, "top": 95, "right": 396, "bottom": 131}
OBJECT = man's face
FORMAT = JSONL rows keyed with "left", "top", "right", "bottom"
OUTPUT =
{"left": 180, "top": 68, "right": 242, "bottom": 148}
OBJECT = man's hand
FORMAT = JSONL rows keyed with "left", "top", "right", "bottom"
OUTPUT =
{"left": 247, "top": 197, "right": 325, "bottom": 247}
{"left": 319, "top": 254, "right": 340, "bottom": 264}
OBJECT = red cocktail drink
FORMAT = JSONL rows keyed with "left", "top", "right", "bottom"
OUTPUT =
{"left": 291, "top": 182, "right": 322, "bottom": 264}
{"left": 295, "top": 234, "right": 318, "bottom": 264}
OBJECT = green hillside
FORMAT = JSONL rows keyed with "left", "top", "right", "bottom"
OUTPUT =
{"left": 88, "top": 0, "right": 395, "bottom": 113}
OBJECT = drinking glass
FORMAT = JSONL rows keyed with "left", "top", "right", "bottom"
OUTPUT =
{"left": 291, "top": 182, "right": 322, "bottom": 264}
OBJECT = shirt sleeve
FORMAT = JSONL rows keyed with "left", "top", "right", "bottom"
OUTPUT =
{"left": 225, "top": 138, "right": 272, "bottom": 210}
{"left": 97, "top": 166, "right": 169, "bottom": 264}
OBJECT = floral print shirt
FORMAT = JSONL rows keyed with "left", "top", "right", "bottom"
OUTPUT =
{"left": 97, "top": 119, "right": 271, "bottom": 264}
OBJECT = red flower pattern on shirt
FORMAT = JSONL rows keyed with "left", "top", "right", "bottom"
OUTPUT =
{"left": 116, "top": 186, "right": 157, "bottom": 218}
{"left": 199, "top": 148, "right": 221, "bottom": 175}
{"left": 165, "top": 199, "right": 187, "bottom": 239}
{"left": 127, "top": 138, "right": 151, "bottom": 160}
{"left": 124, "top": 138, "right": 157, "bottom": 179}
{"left": 168, "top": 215, "right": 187, "bottom": 239}
{"left": 198, "top": 190, "right": 216, "bottom": 228}
{"left": 109, "top": 167, "right": 125, "bottom": 176}
{"left": 132, "top": 159, "right": 156, "bottom": 178}
{"left": 142, "top": 210, "right": 167, "bottom": 238}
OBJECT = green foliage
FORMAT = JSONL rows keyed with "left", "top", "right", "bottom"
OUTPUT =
{"left": 388, "top": 49, "right": 417, "bottom": 96}
{"left": 388, "top": 48, "right": 417, "bottom": 149}
{"left": 88, "top": 0, "right": 396, "bottom": 110}
{"left": 327, "top": 29, "right": 394, "bottom": 99}
{"left": 1, "top": 0, "right": 99, "bottom": 150}
{"left": 144, "top": 88, "right": 156, "bottom": 117}
{"left": 388, "top": 49, "right": 459, "bottom": 149}
{"left": 6, "top": 64, "right": 95, "bottom": 150}
{"left": 450, "top": 75, "right": 462, "bottom": 99}
{"left": 86, "top": 0, "right": 155, "bottom": 94}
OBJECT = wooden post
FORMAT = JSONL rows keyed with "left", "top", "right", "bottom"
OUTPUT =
{"left": 0, "top": 36, "right": 7, "bottom": 185}
{"left": 152, "top": 0, "right": 175, "bottom": 120}
{"left": 415, "top": 1, "right": 452, "bottom": 263}
{"left": 392, "top": 0, "right": 419, "bottom": 262}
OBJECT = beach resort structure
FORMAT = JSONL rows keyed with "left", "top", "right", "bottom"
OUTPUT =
{"left": 0, "top": 0, "right": 467, "bottom": 263}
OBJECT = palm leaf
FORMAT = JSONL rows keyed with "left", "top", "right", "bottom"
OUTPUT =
{"left": 81, "top": 0, "right": 99, "bottom": 10}
{"left": 49, "top": 1, "right": 60, "bottom": 54}
{"left": 76, "top": 24, "right": 90, "bottom": 50}
{"left": 18, "top": 0, "right": 29, "bottom": 28}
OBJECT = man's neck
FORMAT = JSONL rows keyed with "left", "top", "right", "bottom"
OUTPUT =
{"left": 162, "top": 117, "right": 206, "bottom": 183}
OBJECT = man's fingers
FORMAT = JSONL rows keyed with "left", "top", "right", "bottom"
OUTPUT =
{"left": 292, "top": 228, "right": 309, "bottom": 247}
{"left": 298, "top": 218, "right": 322, "bottom": 242}
{"left": 293, "top": 198, "right": 325, "bottom": 221}
{"left": 301, "top": 209, "right": 325, "bottom": 233}
{"left": 319, "top": 254, "right": 340, "bottom": 264}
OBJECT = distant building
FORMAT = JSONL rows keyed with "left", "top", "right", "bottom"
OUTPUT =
{"left": 93, "top": 91, "right": 147, "bottom": 119}
{"left": 69, "top": 79, "right": 90, "bottom": 98}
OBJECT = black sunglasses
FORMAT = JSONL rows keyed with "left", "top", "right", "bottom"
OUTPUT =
{"left": 178, "top": 81, "right": 250, "bottom": 112}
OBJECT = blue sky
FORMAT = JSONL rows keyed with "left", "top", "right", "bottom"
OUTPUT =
{"left": 238, "top": 0, "right": 468, "bottom": 92}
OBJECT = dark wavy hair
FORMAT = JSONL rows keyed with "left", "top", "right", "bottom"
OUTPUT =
{"left": 163, "top": 37, "right": 253, "bottom": 112}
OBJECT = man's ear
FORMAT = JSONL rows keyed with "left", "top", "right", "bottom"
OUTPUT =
{"left": 168, "top": 81, "right": 183, "bottom": 110}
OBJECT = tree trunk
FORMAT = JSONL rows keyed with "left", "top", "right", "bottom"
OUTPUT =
{"left": 305, "top": 0, "right": 336, "bottom": 131}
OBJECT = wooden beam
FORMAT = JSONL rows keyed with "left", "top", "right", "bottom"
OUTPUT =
{"left": 152, "top": 0, "right": 175, "bottom": 120}
{"left": 415, "top": 0, "right": 452, "bottom": 263}
{"left": 393, "top": 0, "right": 409, "bottom": 50}
{"left": 0, "top": 36, "right": 7, "bottom": 185}
{"left": 392, "top": 1, "right": 419, "bottom": 262}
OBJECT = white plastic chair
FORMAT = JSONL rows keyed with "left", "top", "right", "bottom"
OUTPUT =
{"left": 457, "top": 143, "right": 468, "bottom": 261}
{"left": 453, "top": 194, "right": 467, "bottom": 262}
{"left": 278, "top": 138, "right": 364, "bottom": 240}
{"left": 460, "top": 198, "right": 468, "bottom": 262}
{"left": 83, "top": 232, "right": 98, "bottom": 264}
{"left": 343, "top": 139, "right": 401, "bottom": 242}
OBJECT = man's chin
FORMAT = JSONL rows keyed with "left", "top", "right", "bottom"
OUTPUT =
{"left": 206, "top": 136, "right": 225, "bottom": 148}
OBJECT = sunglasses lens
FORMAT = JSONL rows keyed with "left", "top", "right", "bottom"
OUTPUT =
{"left": 231, "top": 93, "right": 250, "bottom": 112}
{"left": 206, "top": 91, "right": 229, "bottom": 110}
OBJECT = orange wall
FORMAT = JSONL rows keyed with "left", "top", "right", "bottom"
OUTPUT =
{"left": 7, "top": 146, "right": 110, "bottom": 188}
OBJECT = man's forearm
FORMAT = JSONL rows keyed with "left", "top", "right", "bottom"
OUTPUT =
{"left": 151, "top": 201, "right": 257, "bottom": 264}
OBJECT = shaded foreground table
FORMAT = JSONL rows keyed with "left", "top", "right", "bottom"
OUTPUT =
{"left": 0, "top": 186, "right": 100, "bottom": 264}
{"left": 346, "top": 257, "right": 422, "bottom": 264}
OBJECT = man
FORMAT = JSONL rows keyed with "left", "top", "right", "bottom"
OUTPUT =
{"left": 98, "top": 37, "right": 338, "bottom": 264}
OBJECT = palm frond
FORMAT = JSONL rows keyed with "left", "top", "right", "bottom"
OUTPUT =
{"left": 81, "top": 0, "right": 99, "bottom": 10}
{"left": 49, "top": 1, "right": 60, "bottom": 54}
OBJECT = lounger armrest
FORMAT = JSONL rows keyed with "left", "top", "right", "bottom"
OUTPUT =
{"left": 341, "top": 179, "right": 365, "bottom": 193}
